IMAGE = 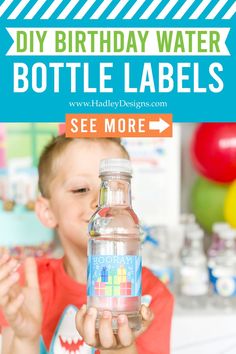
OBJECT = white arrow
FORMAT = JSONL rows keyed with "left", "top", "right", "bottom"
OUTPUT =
{"left": 149, "top": 118, "right": 170, "bottom": 133}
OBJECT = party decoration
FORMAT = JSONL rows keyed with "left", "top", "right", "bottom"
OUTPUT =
{"left": 191, "top": 123, "right": 236, "bottom": 183}
{"left": 224, "top": 180, "right": 236, "bottom": 228}
{"left": 191, "top": 176, "right": 228, "bottom": 233}
{"left": 0, "top": 124, "right": 6, "bottom": 168}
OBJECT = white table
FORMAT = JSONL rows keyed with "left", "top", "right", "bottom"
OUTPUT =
{"left": 171, "top": 306, "right": 236, "bottom": 354}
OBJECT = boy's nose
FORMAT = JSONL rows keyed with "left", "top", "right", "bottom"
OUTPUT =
{"left": 90, "top": 198, "right": 99, "bottom": 210}
{"left": 89, "top": 187, "right": 99, "bottom": 211}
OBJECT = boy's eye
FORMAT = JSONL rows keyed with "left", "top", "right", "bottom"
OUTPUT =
{"left": 72, "top": 188, "right": 89, "bottom": 194}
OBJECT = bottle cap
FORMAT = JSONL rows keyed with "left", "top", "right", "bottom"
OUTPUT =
{"left": 180, "top": 213, "right": 196, "bottom": 224}
{"left": 99, "top": 158, "right": 132, "bottom": 176}
{"left": 186, "top": 223, "right": 200, "bottom": 234}
{"left": 219, "top": 228, "right": 236, "bottom": 240}
{"left": 187, "top": 228, "right": 204, "bottom": 240}
{"left": 212, "top": 222, "right": 230, "bottom": 234}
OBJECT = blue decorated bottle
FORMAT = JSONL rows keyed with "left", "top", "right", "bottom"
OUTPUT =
{"left": 87, "top": 158, "right": 142, "bottom": 332}
{"left": 210, "top": 228, "right": 236, "bottom": 309}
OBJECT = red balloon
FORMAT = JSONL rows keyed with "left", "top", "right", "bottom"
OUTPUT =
{"left": 191, "top": 123, "right": 236, "bottom": 183}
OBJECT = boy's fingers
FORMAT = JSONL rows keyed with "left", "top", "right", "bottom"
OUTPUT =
{"left": 76, "top": 306, "right": 153, "bottom": 349}
{"left": 98, "top": 311, "right": 116, "bottom": 349}
{"left": 24, "top": 258, "right": 39, "bottom": 289}
{"left": 4, "top": 293, "right": 24, "bottom": 319}
{"left": 0, "top": 258, "right": 18, "bottom": 281}
{"left": 117, "top": 315, "right": 134, "bottom": 347}
{"left": 8, "top": 282, "right": 21, "bottom": 300}
{"left": 134, "top": 305, "right": 154, "bottom": 337}
{"left": 0, "top": 294, "right": 9, "bottom": 307}
{"left": 75, "top": 304, "right": 87, "bottom": 338}
{"left": 0, "top": 272, "right": 20, "bottom": 301}
{"left": 82, "top": 307, "right": 97, "bottom": 347}
{"left": 141, "top": 304, "right": 154, "bottom": 322}
{"left": 5, "top": 295, "right": 24, "bottom": 331}
{"left": 0, "top": 253, "right": 10, "bottom": 266}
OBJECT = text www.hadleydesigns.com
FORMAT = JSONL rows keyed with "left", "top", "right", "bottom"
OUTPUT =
{"left": 68, "top": 99, "right": 168, "bottom": 110}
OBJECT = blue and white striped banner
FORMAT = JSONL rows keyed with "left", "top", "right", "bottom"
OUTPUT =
{"left": 0, "top": 0, "right": 235, "bottom": 20}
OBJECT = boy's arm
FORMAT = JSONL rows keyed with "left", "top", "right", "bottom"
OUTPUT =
{"left": 2, "top": 327, "right": 39, "bottom": 354}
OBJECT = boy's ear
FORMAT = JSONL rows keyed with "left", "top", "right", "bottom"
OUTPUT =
{"left": 35, "top": 196, "right": 57, "bottom": 229}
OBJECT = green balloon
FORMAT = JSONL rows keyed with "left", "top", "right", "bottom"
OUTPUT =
{"left": 191, "top": 176, "right": 229, "bottom": 233}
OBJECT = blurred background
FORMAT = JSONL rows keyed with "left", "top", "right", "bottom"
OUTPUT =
{"left": 0, "top": 122, "right": 236, "bottom": 353}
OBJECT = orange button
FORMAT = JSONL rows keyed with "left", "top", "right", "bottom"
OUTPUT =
{"left": 66, "top": 114, "right": 172, "bottom": 138}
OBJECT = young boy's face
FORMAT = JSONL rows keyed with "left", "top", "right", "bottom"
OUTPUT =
{"left": 47, "top": 140, "right": 126, "bottom": 251}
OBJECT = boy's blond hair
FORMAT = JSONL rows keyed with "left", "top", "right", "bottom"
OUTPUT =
{"left": 38, "top": 135, "right": 129, "bottom": 198}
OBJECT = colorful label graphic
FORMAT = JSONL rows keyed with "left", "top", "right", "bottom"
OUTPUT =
{"left": 87, "top": 255, "right": 141, "bottom": 297}
{"left": 209, "top": 267, "right": 236, "bottom": 297}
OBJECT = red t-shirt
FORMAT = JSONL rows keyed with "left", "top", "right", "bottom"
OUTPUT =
{"left": 0, "top": 258, "right": 173, "bottom": 354}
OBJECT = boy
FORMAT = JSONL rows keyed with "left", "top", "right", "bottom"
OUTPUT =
{"left": 0, "top": 136, "right": 173, "bottom": 354}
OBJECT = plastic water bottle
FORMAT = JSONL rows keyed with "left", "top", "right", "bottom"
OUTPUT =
{"left": 210, "top": 228, "right": 236, "bottom": 309}
{"left": 144, "top": 225, "right": 174, "bottom": 288}
{"left": 141, "top": 225, "right": 158, "bottom": 271}
{"left": 87, "top": 158, "right": 142, "bottom": 331}
{"left": 180, "top": 222, "right": 200, "bottom": 258}
{"left": 180, "top": 213, "right": 196, "bottom": 227}
{"left": 208, "top": 222, "right": 230, "bottom": 293}
{"left": 208, "top": 222, "right": 230, "bottom": 258}
{"left": 179, "top": 228, "right": 209, "bottom": 308}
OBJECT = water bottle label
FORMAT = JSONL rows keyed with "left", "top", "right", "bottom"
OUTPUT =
{"left": 208, "top": 265, "right": 215, "bottom": 284}
{"left": 87, "top": 255, "right": 142, "bottom": 297}
{"left": 209, "top": 267, "right": 236, "bottom": 297}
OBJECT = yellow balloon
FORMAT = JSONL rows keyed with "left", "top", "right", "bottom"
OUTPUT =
{"left": 224, "top": 180, "right": 236, "bottom": 227}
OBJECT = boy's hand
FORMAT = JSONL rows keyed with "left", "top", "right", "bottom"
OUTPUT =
{"left": 75, "top": 304, "right": 153, "bottom": 350}
{"left": 0, "top": 254, "right": 42, "bottom": 341}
